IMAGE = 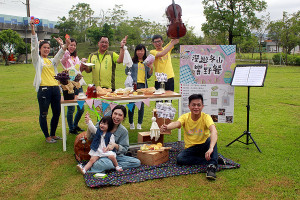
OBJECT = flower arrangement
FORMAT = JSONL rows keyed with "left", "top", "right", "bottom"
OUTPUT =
{"left": 54, "top": 70, "right": 82, "bottom": 95}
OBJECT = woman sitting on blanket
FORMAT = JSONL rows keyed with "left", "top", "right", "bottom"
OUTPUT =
{"left": 77, "top": 115, "right": 123, "bottom": 174}
{"left": 85, "top": 105, "right": 141, "bottom": 173}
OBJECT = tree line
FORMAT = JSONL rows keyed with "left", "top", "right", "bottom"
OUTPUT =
{"left": 52, "top": 1, "right": 300, "bottom": 56}
{"left": 1, "top": 1, "right": 299, "bottom": 66}
{"left": 54, "top": 3, "right": 202, "bottom": 51}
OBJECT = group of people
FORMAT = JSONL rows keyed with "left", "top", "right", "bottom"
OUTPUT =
{"left": 30, "top": 19, "right": 218, "bottom": 180}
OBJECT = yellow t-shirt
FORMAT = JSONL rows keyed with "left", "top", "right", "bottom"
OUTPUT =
{"left": 137, "top": 62, "right": 146, "bottom": 83}
{"left": 150, "top": 42, "right": 174, "bottom": 80}
{"left": 177, "top": 112, "right": 215, "bottom": 149}
{"left": 40, "top": 58, "right": 58, "bottom": 86}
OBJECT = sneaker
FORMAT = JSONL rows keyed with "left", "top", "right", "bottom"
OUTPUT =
{"left": 52, "top": 136, "right": 62, "bottom": 140}
{"left": 206, "top": 164, "right": 217, "bottom": 180}
{"left": 69, "top": 129, "right": 79, "bottom": 135}
{"left": 76, "top": 164, "right": 86, "bottom": 175}
{"left": 130, "top": 123, "right": 135, "bottom": 130}
{"left": 137, "top": 123, "right": 142, "bottom": 130}
{"left": 46, "top": 138, "right": 57, "bottom": 143}
{"left": 75, "top": 126, "right": 85, "bottom": 132}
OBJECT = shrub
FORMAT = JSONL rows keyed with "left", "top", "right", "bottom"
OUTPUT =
{"left": 272, "top": 53, "right": 300, "bottom": 66}
{"left": 272, "top": 53, "right": 282, "bottom": 65}
{"left": 295, "top": 56, "right": 300, "bottom": 66}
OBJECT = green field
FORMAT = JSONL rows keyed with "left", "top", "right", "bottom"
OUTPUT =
{"left": 0, "top": 60, "right": 299, "bottom": 199}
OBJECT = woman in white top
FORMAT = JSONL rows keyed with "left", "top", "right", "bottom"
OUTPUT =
{"left": 30, "top": 19, "right": 70, "bottom": 143}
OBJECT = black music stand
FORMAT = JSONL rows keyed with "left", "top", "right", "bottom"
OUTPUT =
{"left": 226, "top": 64, "right": 267, "bottom": 153}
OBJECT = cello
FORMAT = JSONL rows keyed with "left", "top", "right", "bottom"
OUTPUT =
{"left": 165, "top": 0, "right": 187, "bottom": 39}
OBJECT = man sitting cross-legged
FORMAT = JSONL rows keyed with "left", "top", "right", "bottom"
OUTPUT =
{"left": 160, "top": 94, "right": 218, "bottom": 180}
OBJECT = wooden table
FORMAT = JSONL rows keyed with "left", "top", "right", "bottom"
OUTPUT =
{"left": 60, "top": 91, "right": 182, "bottom": 151}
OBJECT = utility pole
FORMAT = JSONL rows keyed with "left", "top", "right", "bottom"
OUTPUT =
{"left": 26, "top": 0, "right": 30, "bottom": 17}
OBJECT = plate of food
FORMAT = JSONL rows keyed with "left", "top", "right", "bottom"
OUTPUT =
{"left": 80, "top": 62, "right": 95, "bottom": 66}
{"left": 77, "top": 92, "right": 87, "bottom": 100}
{"left": 153, "top": 90, "right": 162, "bottom": 95}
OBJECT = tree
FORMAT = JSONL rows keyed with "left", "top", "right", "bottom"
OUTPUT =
{"left": 86, "top": 25, "right": 103, "bottom": 44}
{"left": 55, "top": 16, "right": 77, "bottom": 38}
{"left": 202, "top": 0, "right": 267, "bottom": 45}
{"left": 68, "top": 3, "right": 97, "bottom": 42}
{"left": 115, "top": 21, "right": 142, "bottom": 49}
{"left": 15, "top": 42, "right": 30, "bottom": 63}
{"left": 0, "top": 29, "right": 26, "bottom": 66}
{"left": 267, "top": 11, "right": 300, "bottom": 64}
{"left": 175, "top": 26, "right": 203, "bottom": 51}
{"left": 252, "top": 13, "right": 270, "bottom": 63}
{"left": 237, "top": 34, "right": 258, "bottom": 57}
{"left": 104, "top": 4, "right": 128, "bottom": 29}
{"left": 86, "top": 23, "right": 114, "bottom": 44}
{"left": 280, "top": 11, "right": 300, "bottom": 56}
{"left": 101, "top": 23, "right": 114, "bottom": 41}
{"left": 57, "top": 3, "right": 203, "bottom": 49}
{"left": 267, "top": 21, "right": 283, "bottom": 52}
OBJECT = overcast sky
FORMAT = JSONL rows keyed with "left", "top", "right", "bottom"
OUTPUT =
{"left": 1, "top": 0, "right": 299, "bottom": 36}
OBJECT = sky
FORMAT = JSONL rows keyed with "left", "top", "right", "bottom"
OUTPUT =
{"left": 1, "top": 0, "right": 299, "bottom": 36}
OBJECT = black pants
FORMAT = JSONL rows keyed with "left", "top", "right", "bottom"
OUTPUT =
{"left": 37, "top": 86, "right": 61, "bottom": 138}
{"left": 155, "top": 77, "right": 174, "bottom": 91}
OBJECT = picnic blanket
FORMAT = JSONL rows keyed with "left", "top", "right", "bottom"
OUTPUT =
{"left": 82, "top": 141, "right": 240, "bottom": 187}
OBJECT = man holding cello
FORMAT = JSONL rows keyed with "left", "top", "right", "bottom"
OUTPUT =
{"left": 150, "top": 0, "right": 186, "bottom": 91}
{"left": 150, "top": 35, "right": 179, "bottom": 91}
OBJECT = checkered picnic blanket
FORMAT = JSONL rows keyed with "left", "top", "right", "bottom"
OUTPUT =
{"left": 82, "top": 141, "right": 240, "bottom": 187}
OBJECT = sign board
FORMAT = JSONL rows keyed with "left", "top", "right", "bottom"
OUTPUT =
{"left": 180, "top": 45, "right": 236, "bottom": 123}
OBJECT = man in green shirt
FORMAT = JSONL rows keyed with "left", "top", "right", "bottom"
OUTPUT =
{"left": 81, "top": 35, "right": 127, "bottom": 90}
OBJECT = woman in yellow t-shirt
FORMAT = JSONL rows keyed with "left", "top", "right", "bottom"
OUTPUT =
{"left": 30, "top": 20, "right": 70, "bottom": 143}
{"left": 125, "top": 44, "right": 153, "bottom": 130}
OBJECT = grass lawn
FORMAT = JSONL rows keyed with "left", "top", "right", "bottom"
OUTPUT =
{"left": 0, "top": 58, "right": 299, "bottom": 199}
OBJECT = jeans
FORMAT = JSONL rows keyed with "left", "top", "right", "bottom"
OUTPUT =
{"left": 128, "top": 83, "right": 145, "bottom": 124}
{"left": 89, "top": 155, "right": 141, "bottom": 173}
{"left": 67, "top": 87, "right": 84, "bottom": 131}
{"left": 177, "top": 137, "right": 218, "bottom": 166}
{"left": 37, "top": 86, "right": 61, "bottom": 138}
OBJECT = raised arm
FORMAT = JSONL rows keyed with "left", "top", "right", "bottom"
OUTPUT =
{"left": 155, "top": 39, "right": 179, "bottom": 58}
{"left": 85, "top": 113, "right": 97, "bottom": 139}
{"left": 116, "top": 35, "right": 128, "bottom": 64}
{"left": 30, "top": 20, "right": 35, "bottom": 35}
{"left": 54, "top": 37, "right": 70, "bottom": 52}
{"left": 30, "top": 20, "right": 39, "bottom": 66}
{"left": 52, "top": 37, "right": 70, "bottom": 65}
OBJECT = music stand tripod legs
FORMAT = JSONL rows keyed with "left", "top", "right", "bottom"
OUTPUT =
{"left": 226, "top": 86, "right": 262, "bottom": 153}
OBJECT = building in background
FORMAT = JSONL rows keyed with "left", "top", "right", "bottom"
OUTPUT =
{"left": 265, "top": 40, "right": 300, "bottom": 54}
{"left": 0, "top": 14, "right": 59, "bottom": 42}
{"left": 0, "top": 14, "right": 59, "bottom": 62}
